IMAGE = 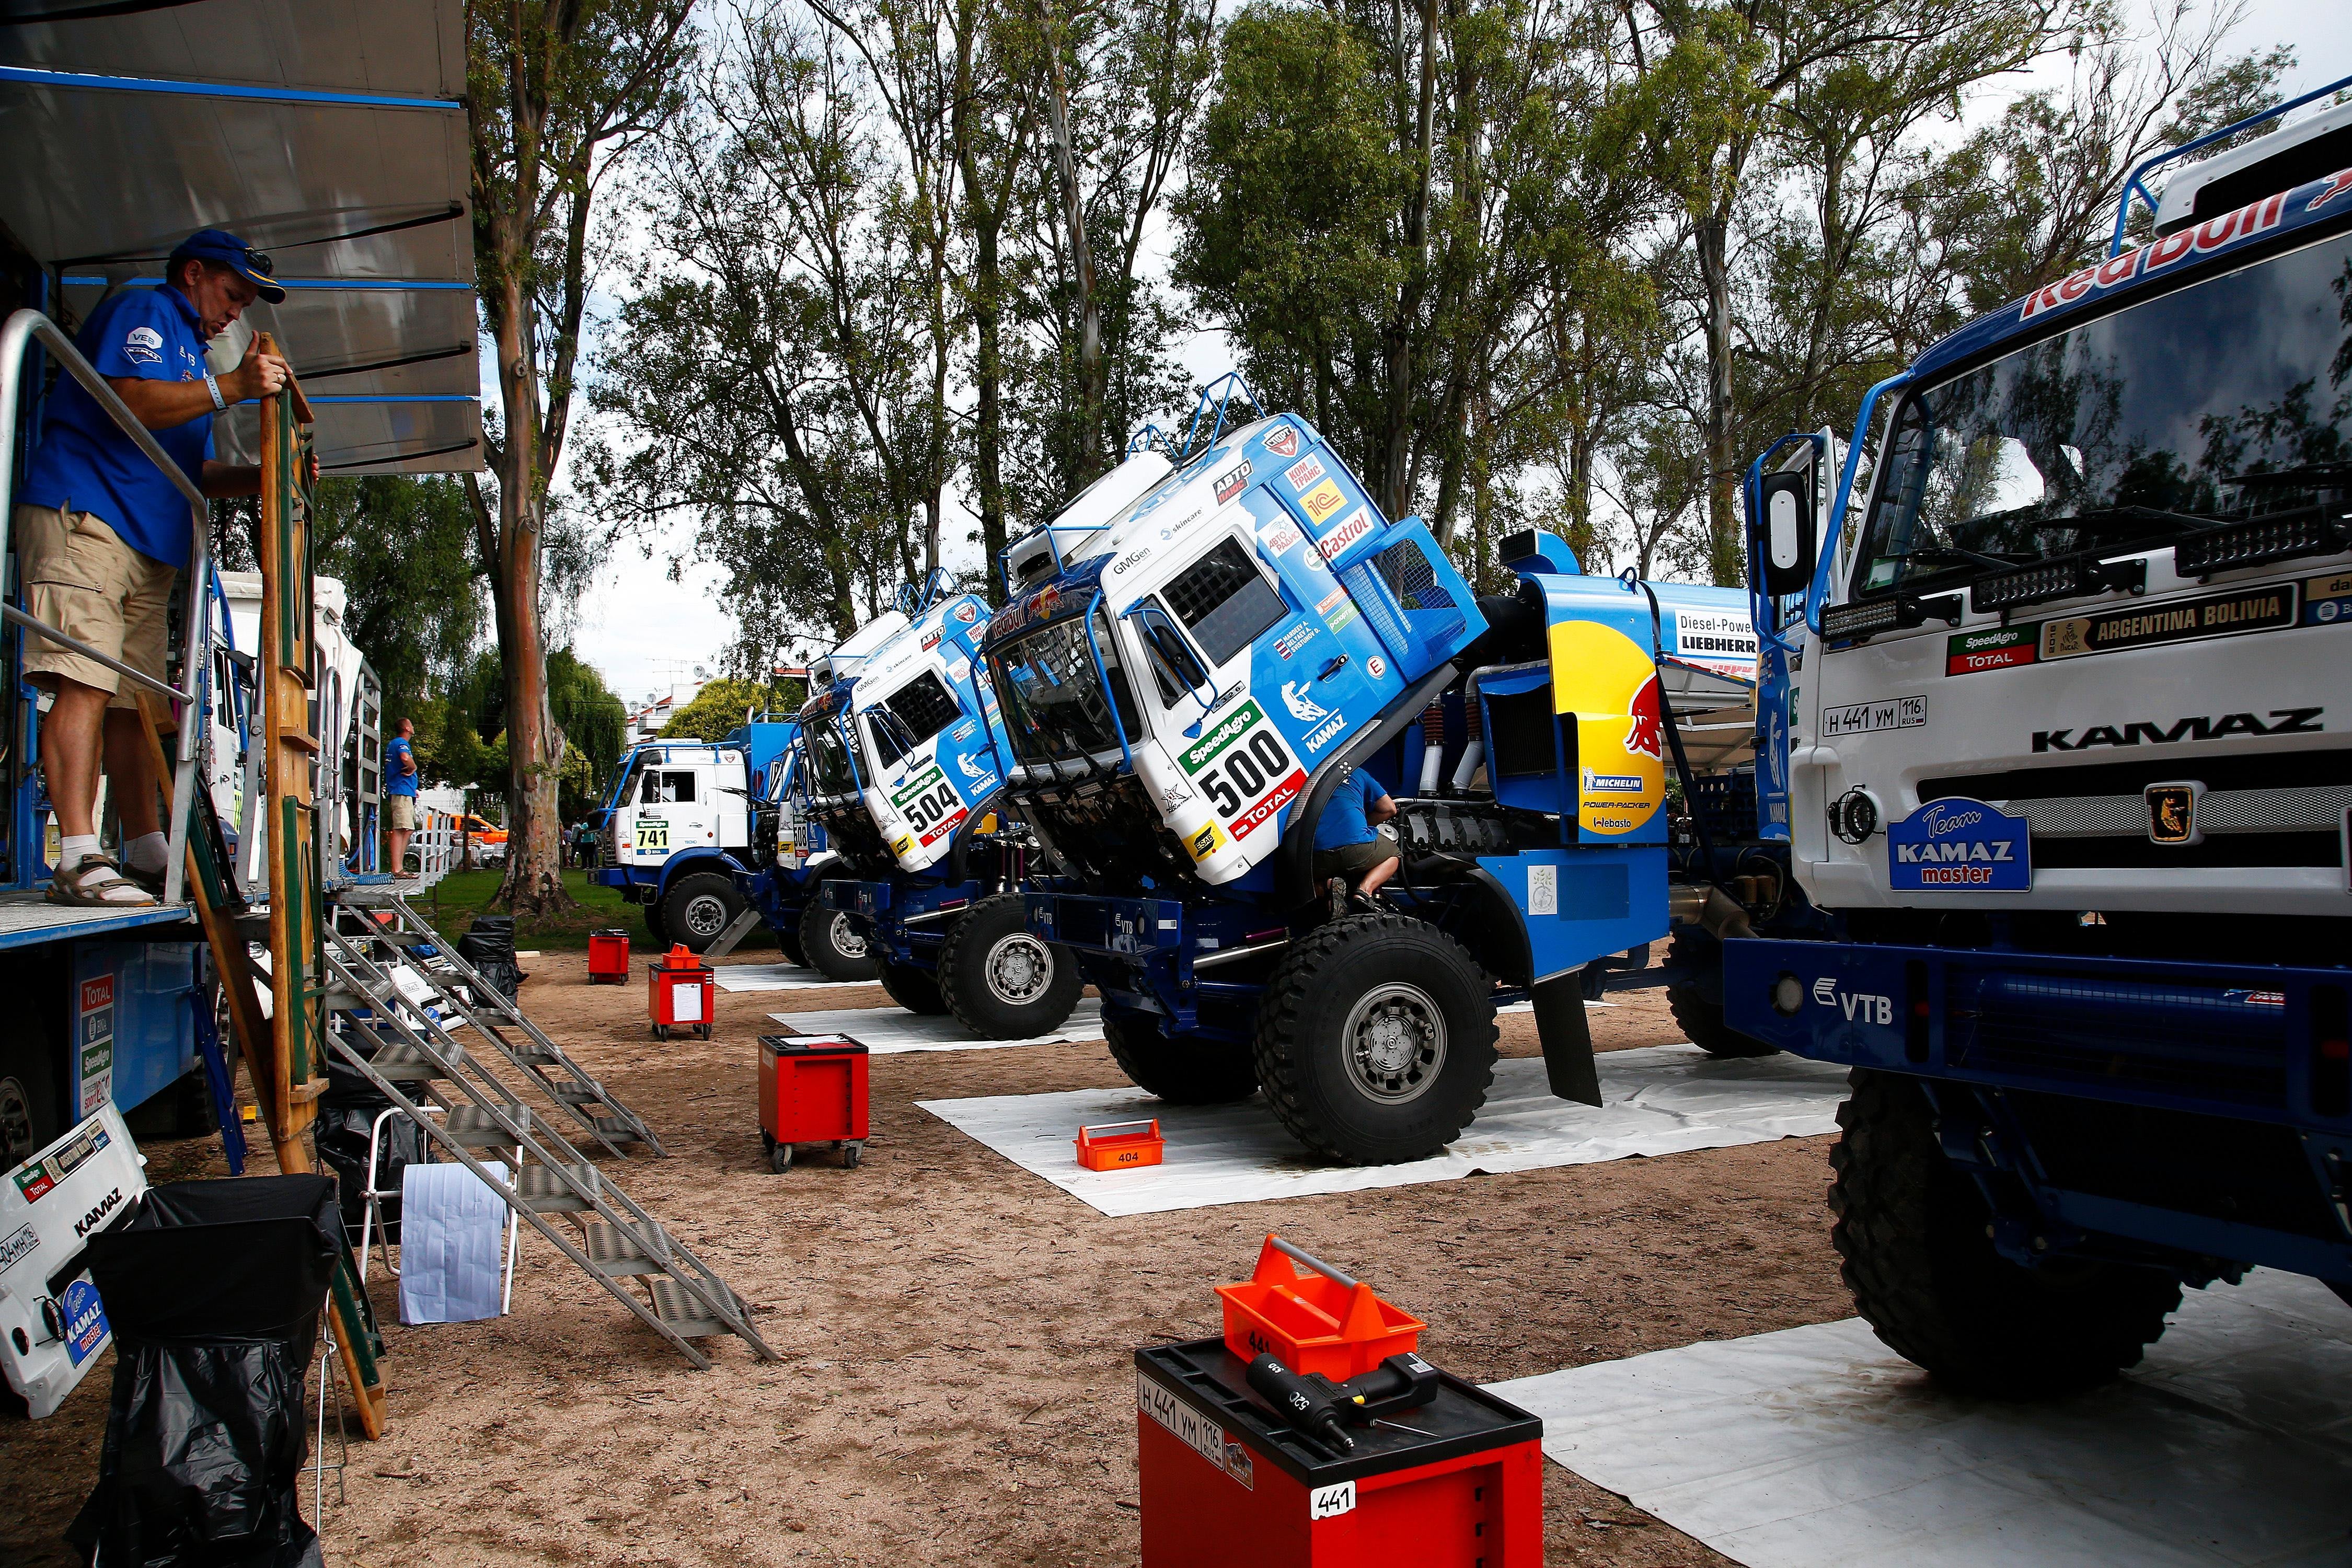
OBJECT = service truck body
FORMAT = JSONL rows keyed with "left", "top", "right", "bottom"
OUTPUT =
{"left": 1719, "top": 102, "right": 2352, "bottom": 1389}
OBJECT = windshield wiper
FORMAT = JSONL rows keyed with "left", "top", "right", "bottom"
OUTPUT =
{"left": 1892, "top": 545, "right": 2032, "bottom": 573}
{"left": 2033, "top": 504, "right": 2226, "bottom": 539}
{"left": 2224, "top": 461, "right": 2352, "bottom": 491}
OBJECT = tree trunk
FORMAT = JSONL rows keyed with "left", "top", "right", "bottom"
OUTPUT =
{"left": 972, "top": 214, "right": 1008, "bottom": 596}
{"left": 1039, "top": 0, "right": 1104, "bottom": 488}
{"left": 487, "top": 268, "right": 569, "bottom": 915}
{"left": 1695, "top": 206, "right": 1741, "bottom": 588}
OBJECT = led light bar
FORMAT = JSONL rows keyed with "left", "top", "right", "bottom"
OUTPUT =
{"left": 2174, "top": 513, "right": 2352, "bottom": 576}
{"left": 1971, "top": 555, "right": 2147, "bottom": 614}
{"left": 1821, "top": 592, "right": 1963, "bottom": 642}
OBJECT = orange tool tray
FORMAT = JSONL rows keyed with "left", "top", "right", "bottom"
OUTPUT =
{"left": 1075, "top": 1119, "right": 1165, "bottom": 1171}
{"left": 1215, "top": 1234, "right": 1424, "bottom": 1380}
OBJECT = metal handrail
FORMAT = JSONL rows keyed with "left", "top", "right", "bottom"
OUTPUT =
{"left": 1, "top": 306, "right": 217, "bottom": 904}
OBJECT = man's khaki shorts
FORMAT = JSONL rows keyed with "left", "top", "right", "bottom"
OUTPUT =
{"left": 1313, "top": 838, "right": 1399, "bottom": 885}
{"left": 387, "top": 796, "right": 417, "bottom": 832}
{"left": 15, "top": 505, "right": 177, "bottom": 711}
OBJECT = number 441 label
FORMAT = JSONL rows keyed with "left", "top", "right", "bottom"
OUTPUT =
{"left": 1310, "top": 1479, "right": 1357, "bottom": 1520}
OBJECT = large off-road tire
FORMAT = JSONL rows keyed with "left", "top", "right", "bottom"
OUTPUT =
{"left": 878, "top": 956, "right": 949, "bottom": 1015}
{"left": 938, "top": 893, "right": 1081, "bottom": 1039}
{"left": 798, "top": 899, "right": 878, "bottom": 981}
{"left": 1665, "top": 932, "right": 1775, "bottom": 1057}
{"left": 661, "top": 872, "right": 746, "bottom": 954}
{"left": 1102, "top": 1010, "right": 1259, "bottom": 1104}
{"left": 776, "top": 922, "right": 808, "bottom": 968}
{"left": 1252, "top": 915, "right": 1497, "bottom": 1165}
{"left": 1830, "top": 1070, "right": 2182, "bottom": 1397}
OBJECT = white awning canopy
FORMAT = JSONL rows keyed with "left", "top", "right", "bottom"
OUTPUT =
{"left": 1, "top": 0, "right": 481, "bottom": 474}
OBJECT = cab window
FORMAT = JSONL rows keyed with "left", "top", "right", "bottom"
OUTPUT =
{"left": 641, "top": 769, "right": 696, "bottom": 804}
{"left": 1161, "top": 536, "right": 1285, "bottom": 667}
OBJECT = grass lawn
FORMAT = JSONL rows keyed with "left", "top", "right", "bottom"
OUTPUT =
{"left": 413, "top": 867, "right": 778, "bottom": 954}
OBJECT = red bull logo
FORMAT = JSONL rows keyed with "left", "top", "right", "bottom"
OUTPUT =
{"left": 1624, "top": 672, "right": 1662, "bottom": 760}
{"left": 1547, "top": 620, "right": 1666, "bottom": 837}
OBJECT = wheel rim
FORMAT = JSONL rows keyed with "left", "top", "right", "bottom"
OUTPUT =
{"left": 983, "top": 932, "right": 1053, "bottom": 1006}
{"left": 1341, "top": 982, "right": 1447, "bottom": 1104}
{"left": 830, "top": 913, "right": 867, "bottom": 960}
{"left": 683, "top": 893, "right": 728, "bottom": 939}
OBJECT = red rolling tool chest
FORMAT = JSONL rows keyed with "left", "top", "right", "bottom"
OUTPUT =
{"left": 757, "top": 1034, "right": 868, "bottom": 1171}
{"left": 1134, "top": 1336, "right": 1543, "bottom": 1567}
{"left": 648, "top": 944, "right": 713, "bottom": 1040}
{"left": 587, "top": 928, "right": 631, "bottom": 984}
{"left": 1135, "top": 1236, "right": 1542, "bottom": 1567}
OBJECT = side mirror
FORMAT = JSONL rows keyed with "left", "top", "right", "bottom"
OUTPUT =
{"left": 1756, "top": 470, "right": 1817, "bottom": 600}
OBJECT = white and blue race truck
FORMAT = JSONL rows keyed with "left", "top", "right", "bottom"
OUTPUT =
{"left": 1720, "top": 84, "right": 2352, "bottom": 1394}
{"left": 978, "top": 389, "right": 1752, "bottom": 1163}
{"left": 590, "top": 719, "right": 867, "bottom": 966}
{"left": 795, "top": 576, "right": 1083, "bottom": 1036}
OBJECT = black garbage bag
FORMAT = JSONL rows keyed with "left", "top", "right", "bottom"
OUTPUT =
{"left": 316, "top": 1050, "right": 425, "bottom": 1247}
{"left": 456, "top": 915, "right": 523, "bottom": 1001}
{"left": 68, "top": 1175, "right": 340, "bottom": 1568}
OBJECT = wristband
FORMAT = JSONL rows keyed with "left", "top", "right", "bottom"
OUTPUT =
{"left": 204, "top": 372, "right": 226, "bottom": 412}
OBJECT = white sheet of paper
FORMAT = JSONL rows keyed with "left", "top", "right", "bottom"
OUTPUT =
{"left": 715, "top": 964, "right": 883, "bottom": 994}
{"left": 771, "top": 997, "right": 1107, "bottom": 1054}
{"left": 1486, "top": 1269, "right": 2352, "bottom": 1568}
{"left": 918, "top": 1044, "right": 1848, "bottom": 1216}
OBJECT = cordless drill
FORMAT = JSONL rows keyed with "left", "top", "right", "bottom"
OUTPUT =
{"left": 1243, "top": 1350, "right": 1442, "bottom": 1451}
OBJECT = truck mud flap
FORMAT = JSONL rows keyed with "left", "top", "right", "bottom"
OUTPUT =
{"left": 1531, "top": 974, "right": 1600, "bottom": 1105}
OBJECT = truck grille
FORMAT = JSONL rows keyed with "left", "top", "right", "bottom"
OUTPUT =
{"left": 1923, "top": 751, "right": 2352, "bottom": 871}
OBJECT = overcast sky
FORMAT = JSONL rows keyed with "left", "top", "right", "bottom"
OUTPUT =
{"left": 567, "top": 0, "right": 2345, "bottom": 707}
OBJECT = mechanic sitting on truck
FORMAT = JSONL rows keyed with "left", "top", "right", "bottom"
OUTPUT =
{"left": 1312, "top": 764, "right": 1400, "bottom": 907}
{"left": 15, "top": 228, "right": 289, "bottom": 906}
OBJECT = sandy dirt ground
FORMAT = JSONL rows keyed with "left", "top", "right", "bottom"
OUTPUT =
{"left": 1, "top": 951, "right": 1855, "bottom": 1567}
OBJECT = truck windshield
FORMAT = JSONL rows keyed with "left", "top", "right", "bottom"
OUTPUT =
{"left": 864, "top": 671, "right": 963, "bottom": 770}
{"left": 991, "top": 609, "right": 1142, "bottom": 765}
{"left": 1854, "top": 229, "right": 2352, "bottom": 596}
{"left": 804, "top": 719, "right": 860, "bottom": 797}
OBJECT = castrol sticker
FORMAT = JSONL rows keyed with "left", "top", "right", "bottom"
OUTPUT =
{"left": 1315, "top": 507, "right": 1374, "bottom": 561}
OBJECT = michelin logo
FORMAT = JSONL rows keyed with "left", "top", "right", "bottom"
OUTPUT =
{"left": 1281, "top": 682, "right": 1328, "bottom": 722}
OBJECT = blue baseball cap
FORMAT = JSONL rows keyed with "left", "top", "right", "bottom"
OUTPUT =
{"left": 168, "top": 227, "right": 285, "bottom": 302}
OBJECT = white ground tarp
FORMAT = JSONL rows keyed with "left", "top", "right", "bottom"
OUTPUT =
{"left": 917, "top": 1045, "right": 1849, "bottom": 1217}
{"left": 716, "top": 964, "right": 881, "bottom": 994}
{"left": 1485, "top": 1269, "right": 2352, "bottom": 1568}
{"left": 770, "top": 998, "right": 1108, "bottom": 1054}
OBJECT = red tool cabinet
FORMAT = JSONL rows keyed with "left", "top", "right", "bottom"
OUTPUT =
{"left": 648, "top": 945, "right": 712, "bottom": 1040}
{"left": 1135, "top": 1336, "right": 1542, "bottom": 1568}
{"left": 757, "top": 1034, "right": 868, "bottom": 1171}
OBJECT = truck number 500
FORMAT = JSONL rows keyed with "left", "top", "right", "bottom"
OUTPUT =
{"left": 1201, "top": 731, "right": 1297, "bottom": 817}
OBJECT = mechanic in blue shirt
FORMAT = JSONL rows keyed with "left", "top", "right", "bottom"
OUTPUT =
{"left": 17, "top": 229, "right": 290, "bottom": 906}
{"left": 1311, "top": 764, "right": 1400, "bottom": 904}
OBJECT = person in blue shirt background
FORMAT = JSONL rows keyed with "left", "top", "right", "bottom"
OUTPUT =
{"left": 1311, "top": 764, "right": 1400, "bottom": 905}
{"left": 385, "top": 717, "right": 419, "bottom": 876}
{"left": 16, "top": 228, "right": 289, "bottom": 905}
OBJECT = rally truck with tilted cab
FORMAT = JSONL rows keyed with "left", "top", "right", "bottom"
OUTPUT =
{"left": 979, "top": 391, "right": 1754, "bottom": 1165}
{"left": 797, "top": 575, "right": 1083, "bottom": 1037}
{"left": 1718, "top": 85, "right": 2352, "bottom": 1395}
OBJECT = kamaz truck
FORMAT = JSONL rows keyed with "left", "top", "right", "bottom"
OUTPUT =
{"left": 1719, "top": 86, "right": 2352, "bottom": 1395}
{"left": 797, "top": 576, "right": 1083, "bottom": 1036}
{"left": 591, "top": 720, "right": 820, "bottom": 954}
{"left": 979, "top": 389, "right": 1753, "bottom": 1163}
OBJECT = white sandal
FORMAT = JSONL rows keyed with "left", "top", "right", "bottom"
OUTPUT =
{"left": 47, "top": 852, "right": 158, "bottom": 908}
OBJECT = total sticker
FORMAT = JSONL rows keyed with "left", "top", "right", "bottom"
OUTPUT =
{"left": 1309, "top": 1479, "right": 1357, "bottom": 1520}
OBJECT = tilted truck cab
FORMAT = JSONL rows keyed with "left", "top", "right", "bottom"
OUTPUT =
{"left": 984, "top": 393, "right": 1753, "bottom": 1163}
{"left": 797, "top": 577, "right": 1081, "bottom": 1037}
{"left": 1721, "top": 89, "right": 2352, "bottom": 1396}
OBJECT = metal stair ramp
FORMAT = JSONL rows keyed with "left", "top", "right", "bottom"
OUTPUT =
{"left": 317, "top": 944, "right": 776, "bottom": 1369}
{"left": 328, "top": 893, "right": 664, "bottom": 1157}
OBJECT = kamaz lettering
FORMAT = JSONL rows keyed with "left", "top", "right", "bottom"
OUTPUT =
{"left": 2032, "top": 707, "right": 2324, "bottom": 752}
